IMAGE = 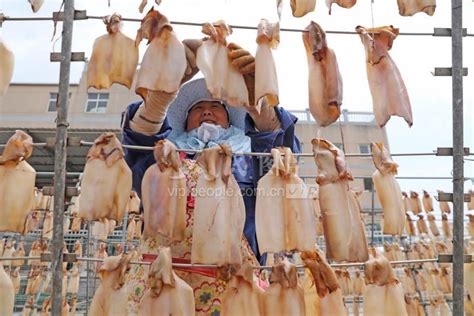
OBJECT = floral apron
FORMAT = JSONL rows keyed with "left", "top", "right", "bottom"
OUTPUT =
{"left": 126, "top": 158, "right": 259, "bottom": 315}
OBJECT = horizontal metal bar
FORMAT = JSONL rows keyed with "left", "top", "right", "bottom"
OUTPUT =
{"left": 432, "top": 67, "right": 468, "bottom": 76}
{"left": 301, "top": 175, "right": 474, "bottom": 181}
{"left": 86, "top": 16, "right": 455, "bottom": 37}
{"left": 380, "top": 176, "right": 472, "bottom": 180}
{"left": 0, "top": 142, "right": 47, "bottom": 149}
{"left": 433, "top": 28, "right": 468, "bottom": 37}
{"left": 437, "top": 147, "right": 470, "bottom": 156}
{"left": 62, "top": 253, "right": 76, "bottom": 263}
{"left": 45, "top": 137, "right": 56, "bottom": 148}
{"left": 25, "top": 172, "right": 474, "bottom": 182}
{"left": 327, "top": 262, "right": 363, "bottom": 268}
{"left": 351, "top": 153, "right": 437, "bottom": 157}
{"left": 79, "top": 141, "right": 442, "bottom": 158}
{"left": 42, "top": 186, "right": 79, "bottom": 197}
{"left": 0, "top": 14, "right": 53, "bottom": 23}
{"left": 0, "top": 13, "right": 468, "bottom": 37}
{"left": 3, "top": 141, "right": 473, "bottom": 159}
{"left": 50, "top": 52, "right": 85, "bottom": 62}
{"left": 344, "top": 295, "right": 453, "bottom": 305}
{"left": 73, "top": 256, "right": 443, "bottom": 269}
{"left": 0, "top": 256, "right": 40, "bottom": 261}
{"left": 329, "top": 258, "right": 440, "bottom": 268}
{"left": 0, "top": 137, "right": 84, "bottom": 149}
{"left": 52, "top": 10, "right": 87, "bottom": 21}
{"left": 437, "top": 192, "right": 471, "bottom": 202}
{"left": 67, "top": 137, "right": 82, "bottom": 147}
{"left": 0, "top": 10, "right": 87, "bottom": 24}
{"left": 438, "top": 254, "right": 472, "bottom": 263}
{"left": 36, "top": 171, "right": 82, "bottom": 177}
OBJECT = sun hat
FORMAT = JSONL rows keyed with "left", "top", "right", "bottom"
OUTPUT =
{"left": 167, "top": 78, "right": 247, "bottom": 138}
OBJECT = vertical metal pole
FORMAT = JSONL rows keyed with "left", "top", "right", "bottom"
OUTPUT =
{"left": 51, "top": 0, "right": 74, "bottom": 314}
{"left": 121, "top": 212, "right": 128, "bottom": 246}
{"left": 371, "top": 183, "right": 375, "bottom": 247}
{"left": 86, "top": 222, "right": 91, "bottom": 315}
{"left": 451, "top": 0, "right": 464, "bottom": 314}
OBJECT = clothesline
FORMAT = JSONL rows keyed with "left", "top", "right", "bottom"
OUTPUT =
{"left": 1, "top": 13, "right": 473, "bottom": 37}
{"left": 0, "top": 255, "right": 443, "bottom": 268}
{"left": 87, "top": 15, "right": 442, "bottom": 36}
{"left": 78, "top": 140, "right": 442, "bottom": 158}
{"left": 0, "top": 256, "right": 42, "bottom": 261}
{"left": 0, "top": 140, "right": 467, "bottom": 158}
{"left": 31, "top": 171, "right": 474, "bottom": 181}
{"left": 0, "top": 142, "right": 47, "bottom": 149}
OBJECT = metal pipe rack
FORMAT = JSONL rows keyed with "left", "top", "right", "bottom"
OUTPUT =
{"left": 0, "top": 0, "right": 470, "bottom": 313}
{"left": 0, "top": 255, "right": 448, "bottom": 268}
{"left": 49, "top": 0, "right": 75, "bottom": 313}
{"left": 451, "top": 0, "right": 465, "bottom": 313}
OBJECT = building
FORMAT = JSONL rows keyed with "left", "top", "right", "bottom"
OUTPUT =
{"left": 0, "top": 70, "right": 389, "bottom": 238}
{"left": 0, "top": 69, "right": 134, "bottom": 130}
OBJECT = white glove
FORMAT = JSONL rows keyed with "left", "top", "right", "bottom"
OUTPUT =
{"left": 247, "top": 99, "right": 281, "bottom": 132}
{"left": 129, "top": 90, "right": 177, "bottom": 135}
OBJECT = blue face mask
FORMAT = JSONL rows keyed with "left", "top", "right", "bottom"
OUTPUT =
{"left": 169, "top": 123, "right": 251, "bottom": 153}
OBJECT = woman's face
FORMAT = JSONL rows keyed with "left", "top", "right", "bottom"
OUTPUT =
{"left": 185, "top": 101, "right": 229, "bottom": 131}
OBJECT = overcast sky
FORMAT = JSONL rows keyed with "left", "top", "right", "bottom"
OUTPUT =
{"left": 1, "top": 0, "right": 473, "bottom": 210}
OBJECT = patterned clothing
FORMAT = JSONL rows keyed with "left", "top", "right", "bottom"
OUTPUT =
{"left": 126, "top": 158, "right": 259, "bottom": 315}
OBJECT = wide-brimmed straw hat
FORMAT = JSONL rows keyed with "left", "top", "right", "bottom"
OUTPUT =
{"left": 167, "top": 78, "right": 247, "bottom": 138}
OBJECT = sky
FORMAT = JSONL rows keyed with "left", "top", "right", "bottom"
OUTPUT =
{"left": 0, "top": 0, "right": 473, "bottom": 210}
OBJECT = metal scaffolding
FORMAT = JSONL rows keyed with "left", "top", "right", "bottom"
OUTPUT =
{"left": 0, "top": 0, "right": 470, "bottom": 313}
{"left": 50, "top": 1, "right": 75, "bottom": 314}
{"left": 451, "top": 0, "right": 465, "bottom": 314}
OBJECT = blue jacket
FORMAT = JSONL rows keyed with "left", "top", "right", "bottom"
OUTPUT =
{"left": 121, "top": 101, "right": 301, "bottom": 262}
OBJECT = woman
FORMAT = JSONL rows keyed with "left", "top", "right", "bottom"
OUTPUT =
{"left": 122, "top": 42, "right": 300, "bottom": 314}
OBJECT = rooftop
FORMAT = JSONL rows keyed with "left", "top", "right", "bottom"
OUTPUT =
{"left": 292, "top": 109, "right": 376, "bottom": 125}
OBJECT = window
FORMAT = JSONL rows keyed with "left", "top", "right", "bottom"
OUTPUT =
{"left": 85, "top": 93, "right": 109, "bottom": 113}
{"left": 333, "top": 143, "right": 344, "bottom": 151}
{"left": 363, "top": 178, "right": 373, "bottom": 191}
{"left": 47, "top": 92, "right": 71, "bottom": 112}
{"left": 359, "top": 144, "right": 370, "bottom": 154}
{"left": 47, "top": 93, "right": 58, "bottom": 112}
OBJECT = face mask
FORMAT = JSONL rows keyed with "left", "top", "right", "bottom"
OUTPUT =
{"left": 170, "top": 123, "right": 251, "bottom": 153}
{"left": 188, "top": 122, "right": 226, "bottom": 143}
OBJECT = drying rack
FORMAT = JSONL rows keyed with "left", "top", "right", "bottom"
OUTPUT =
{"left": 0, "top": 0, "right": 471, "bottom": 314}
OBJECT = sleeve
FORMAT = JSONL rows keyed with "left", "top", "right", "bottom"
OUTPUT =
{"left": 121, "top": 101, "right": 173, "bottom": 197}
{"left": 245, "top": 106, "right": 301, "bottom": 184}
